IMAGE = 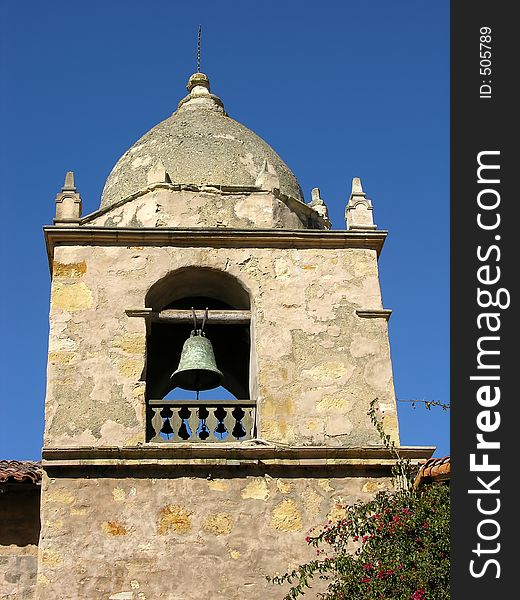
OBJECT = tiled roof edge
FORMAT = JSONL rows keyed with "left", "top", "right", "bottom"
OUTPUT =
{"left": 413, "top": 456, "right": 450, "bottom": 489}
{"left": 0, "top": 460, "right": 42, "bottom": 484}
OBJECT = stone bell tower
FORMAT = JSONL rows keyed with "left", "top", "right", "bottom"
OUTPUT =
{"left": 37, "top": 71, "right": 433, "bottom": 599}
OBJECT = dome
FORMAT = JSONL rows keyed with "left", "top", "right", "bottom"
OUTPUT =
{"left": 100, "top": 73, "right": 304, "bottom": 210}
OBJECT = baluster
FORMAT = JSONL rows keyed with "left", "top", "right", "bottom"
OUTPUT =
{"left": 168, "top": 406, "right": 181, "bottom": 441}
{"left": 242, "top": 407, "right": 255, "bottom": 440}
{"left": 150, "top": 407, "right": 165, "bottom": 442}
{"left": 188, "top": 408, "right": 202, "bottom": 443}
{"left": 223, "top": 407, "right": 234, "bottom": 442}
{"left": 205, "top": 407, "right": 218, "bottom": 442}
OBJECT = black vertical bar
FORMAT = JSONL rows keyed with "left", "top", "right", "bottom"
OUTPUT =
{"left": 451, "top": 2, "right": 514, "bottom": 597}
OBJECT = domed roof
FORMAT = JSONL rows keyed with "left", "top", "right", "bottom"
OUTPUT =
{"left": 100, "top": 73, "right": 304, "bottom": 210}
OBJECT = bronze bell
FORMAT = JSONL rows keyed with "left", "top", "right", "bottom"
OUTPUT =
{"left": 171, "top": 310, "right": 223, "bottom": 392}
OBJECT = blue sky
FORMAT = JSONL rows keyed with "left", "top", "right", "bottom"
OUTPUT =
{"left": 0, "top": 1, "right": 449, "bottom": 459}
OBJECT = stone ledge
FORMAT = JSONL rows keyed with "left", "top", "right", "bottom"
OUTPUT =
{"left": 43, "top": 227, "right": 388, "bottom": 272}
{"left": 41, "top": 445, "right": 434, "bottom": 469}
{"left": 356, "top": 309, "right": 393, "bottom": 320}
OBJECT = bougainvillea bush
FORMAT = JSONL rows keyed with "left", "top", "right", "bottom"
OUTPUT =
{"left": 269, "top": 483, "right": 450, "bottom": 600}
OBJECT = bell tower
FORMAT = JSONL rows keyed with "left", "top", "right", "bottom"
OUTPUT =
{"left": 38, "top": 72, "right": 433, "bottom": 599}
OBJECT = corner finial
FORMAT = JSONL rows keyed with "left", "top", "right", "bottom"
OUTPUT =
{"left": 55, "top": 171, "right": 82, "bottom": 225}
{"left": 345, "top": 177, "right": 377, "bottom": 230}
{"left": 309, "top": 188, "right": 331, "bottom": 229}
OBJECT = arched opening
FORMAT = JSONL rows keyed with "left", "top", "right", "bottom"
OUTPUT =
{"left": 146, "top": 267, "right": 250, "bottom": 312}
{"left": 144, "top": 268, "right": 255, "bottom": 443}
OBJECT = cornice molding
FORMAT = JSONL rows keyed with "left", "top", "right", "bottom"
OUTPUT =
{"left": 43, "top": 226, "right": 387, "bottom": 272}
{"left": 42, "top": 444, "right": 434, "bottom": 470}
{"left": 356, "top": 309, "right": 393, "bottom": 320}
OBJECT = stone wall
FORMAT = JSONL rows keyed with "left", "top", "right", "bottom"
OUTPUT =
{"left": 36, "top": 468, "right": 392, "bottom": 600}
{"left": 44, "top": 243, "right": 398, "bottom": 448}
{"left": 0, "top": 549, "right": 38, "bottom": 600}
{"left": 41, "top": 209, "right": 402, "bottom": 598}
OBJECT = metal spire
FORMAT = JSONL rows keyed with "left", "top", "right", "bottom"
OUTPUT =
{"left": 197, "top": 25, "right": 202, "bottom": 72}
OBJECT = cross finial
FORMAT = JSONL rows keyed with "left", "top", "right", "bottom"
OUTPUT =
{"left": 197, "top": 25, "right": 202, "bottom": 72}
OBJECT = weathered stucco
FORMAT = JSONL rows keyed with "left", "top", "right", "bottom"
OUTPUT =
{"left": 36, "top": 469, "right": 392, "bottom": 600}
{"left": 0, "top": 546, "right": 38, "bottom": 599}
{"left": 100, "top": 73, "right": 304, "bottom": 210}
{"left": 87, "top": 188, "right": 325, "bottom": 230}
{"left": 44, "top": 242, "right": 398, "bottom": 448}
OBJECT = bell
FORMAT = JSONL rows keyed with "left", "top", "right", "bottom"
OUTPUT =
{"left": 171, "top": 330, "right": 223, "bottom": 392}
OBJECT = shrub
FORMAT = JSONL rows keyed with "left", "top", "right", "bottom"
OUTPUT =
{"left": 268, "top": 400, "right": 450, "bottom": 599}
{"left": 269, "top": 484, "right": 449, "bottom": 599}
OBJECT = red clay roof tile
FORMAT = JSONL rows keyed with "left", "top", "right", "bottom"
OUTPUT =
{"left": 0, "top": 460, "right": 42, "bottom": 484}
{"left": 413, "top": 456, "right": 450, "bottom": 489}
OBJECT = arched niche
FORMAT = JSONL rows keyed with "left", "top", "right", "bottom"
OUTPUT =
{"left": 144, "top": 267, "right": 252, "bottom": 410}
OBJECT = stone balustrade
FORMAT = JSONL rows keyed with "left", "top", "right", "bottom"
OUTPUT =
{"left": 148, "top": 400, "right": 256, "bottom": 443}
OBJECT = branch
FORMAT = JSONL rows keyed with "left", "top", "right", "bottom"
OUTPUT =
{"left": 398, "top": 399, "right": 451, "bottom": 411}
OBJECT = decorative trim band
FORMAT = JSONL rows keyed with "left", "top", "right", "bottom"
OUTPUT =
{"left": 42, "top": 444, "right": 434, "bottom": 466}
{"left": 44, "top": 227, "right": 388, "bottom": 272}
